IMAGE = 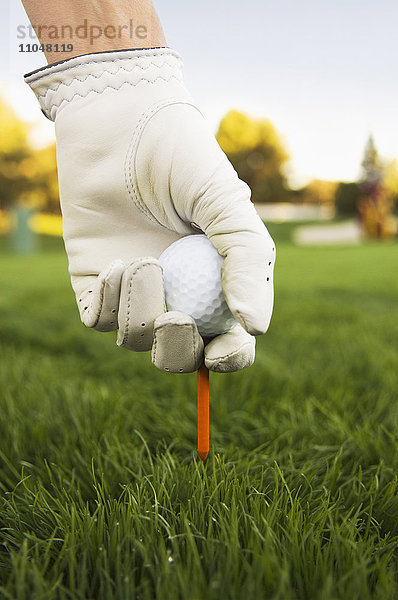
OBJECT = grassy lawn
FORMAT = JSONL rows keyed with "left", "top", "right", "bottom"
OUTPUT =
{"left": 0, "top": 236, "right": 398, "bottom": 599}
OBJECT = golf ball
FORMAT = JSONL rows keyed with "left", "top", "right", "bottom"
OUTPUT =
{"left": 159, "top": 234, "right": 236, "bottom": 337}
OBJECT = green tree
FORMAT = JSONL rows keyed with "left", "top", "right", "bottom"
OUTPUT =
{"left": 335, "top": 182, "right": 362, "bottom": 217}
{"left": 216, "top": 110, "right": 289, "bottom": 203}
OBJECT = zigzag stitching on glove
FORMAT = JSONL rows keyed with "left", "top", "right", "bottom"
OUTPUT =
{"left": 29, "top": 50, "right": 180, "bottom": 81}
{"left": 35, "top": 54, "right": 182, "bottom": 105}
{"left": 43, "top": 75, "right": 183, "bottom": 119}
{"left": 124, "top": 98, "right": 200, "bottom": 226}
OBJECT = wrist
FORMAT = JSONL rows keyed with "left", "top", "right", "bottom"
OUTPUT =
{"left": 23, "top": 1, "right": 166, "bottom": 64}
{"left": 45, "top": 27, "right": 167, "bottom": 65}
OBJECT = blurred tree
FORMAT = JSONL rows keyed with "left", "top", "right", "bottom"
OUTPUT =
{"left": 301, "top": 179, "right": 338, "bottom": 206}
{"left": 19, "top": 143, "right": 60, "bottom": 214}
{"left": 216, "top": 110, "right": 289, "bottom": 203}
{"left": 0, "top": 97, "right": 59, "bottom": 214}
{"left": 0, "top": 100, "right": 32, "bottom": 210}
{"left": 334, "top": 136, "right": 397, "bottom": 238}
{"left": 335, "top": 182, "right": 362, "bottom": 216}
{"left": 361, "top": 134, "right": 379, "bottom": 171}
{"left": 358, "top": 135, "right": 396, "bottom": 238}
{"left": 383, "top": 159, "right": 398, "bottom": 212}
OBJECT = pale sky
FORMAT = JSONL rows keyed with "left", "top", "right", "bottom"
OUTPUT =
{"left": 1, "top": 0, "right": 397, "bottom": 187}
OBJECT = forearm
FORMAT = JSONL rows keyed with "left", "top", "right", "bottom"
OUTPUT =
{"left": 21, "top": 0, "right": 166, "bottom": 64}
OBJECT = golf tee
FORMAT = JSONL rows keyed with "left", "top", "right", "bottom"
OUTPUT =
{"left": 197, "top": 362, "right": 209, "bottom": 461}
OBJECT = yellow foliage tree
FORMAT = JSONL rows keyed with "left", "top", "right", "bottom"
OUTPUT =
{"left": 0, "top": 100, "right": 31, "bottom": 210}
{"left": 383, "top": 159, "right": 398, "bottom": 203}
{"left": 216, "top": 110, "right": 289, "bottom": 203}
{"left": 302, "top": 179, "right": 338, "bottom": 207}
{"left": 0, "top": 97, "right": 59, "bottom": 214}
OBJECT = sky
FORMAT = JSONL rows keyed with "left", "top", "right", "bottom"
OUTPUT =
{"left": 1, "top": 0, "right": 397, "bottom": 188}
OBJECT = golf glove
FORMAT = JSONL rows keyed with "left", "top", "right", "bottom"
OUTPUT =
{"left": 25, "top": 48, "right": 275, "bottom": 373}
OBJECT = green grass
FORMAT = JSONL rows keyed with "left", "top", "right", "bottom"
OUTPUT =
{"left": 1, "top": 237, "right": 398, "bottom": 599}
{"left": 265, "top": 220, "right": 320, "bottom": 243}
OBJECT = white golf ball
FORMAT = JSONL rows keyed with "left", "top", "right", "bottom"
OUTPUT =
{"left": 159, "top": 235, "right": 236, "bottom": 337}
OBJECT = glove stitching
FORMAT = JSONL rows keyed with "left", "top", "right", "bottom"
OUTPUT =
{"left": 124, "top": 99, "right": 201, "bottom": 226}
{"left": 125, "top": 99, "right": 179, "bottom": 225}
{"left": 34, "top": 56, "right": 181, "bottom": 105}
{"left": 37, "top": 54, "right": 178, "bottom": 84}
{"left": 191, "top": 322, "right": 198, "bottom": 365}
{"left": 28, "top": 50, "right": 180, "bottom": 84}
{"left": 40, "top": 72, "right": 180, "bottom": 107}
{"left": 124, "top": 276, "right": 133, "bottom": 346}
{"left": 44, "top": 75, "right": 183, "bottom": 120}
{"left": 122, "top": 260, "right": 161, "bottom": 346}
{"left": 206, "top": 341, "right": 253, "bottom": 371}
{"left": 84, "top": 278, "right": 104, "bottom": 327}
{"left": 81, "top": 260, "right": 117, "bottom": 328}
{"left": 151, "top": 267, "right": 166, "bottom": 363}
{"left": 234, "top": 309, "right": 250, "bottom": 331}
{"left": 152, "top": 321, "right": 197, "bottom": 370}
{"left": 152, "top": 326, "right": 158, "bottom": 362}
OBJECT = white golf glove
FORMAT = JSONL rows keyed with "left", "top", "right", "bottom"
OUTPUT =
{"left": 25, "top": 48, "right": 275, "bottom": 373}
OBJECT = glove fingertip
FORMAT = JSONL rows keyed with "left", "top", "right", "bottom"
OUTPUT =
{"left": 229, "top": 305, "right": 272, "bottom": 336}
{"left": 204, "top": 324, "right": 255, "bottom": 373}
{"left": 152, "top": 311, "right": 204, "bottom": 373}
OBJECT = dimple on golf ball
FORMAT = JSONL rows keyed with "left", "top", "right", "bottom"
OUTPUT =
{"left": 159, "top": 234, "right": 236, "bottom": 337}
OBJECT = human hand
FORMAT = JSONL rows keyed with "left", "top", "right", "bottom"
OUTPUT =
{"left": 25, "top": 48, "right": 275, "bottom": 373}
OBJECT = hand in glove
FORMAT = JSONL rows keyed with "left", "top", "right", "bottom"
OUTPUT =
{"left": 25, "top": 48, "right": 275, "bottom": 373}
